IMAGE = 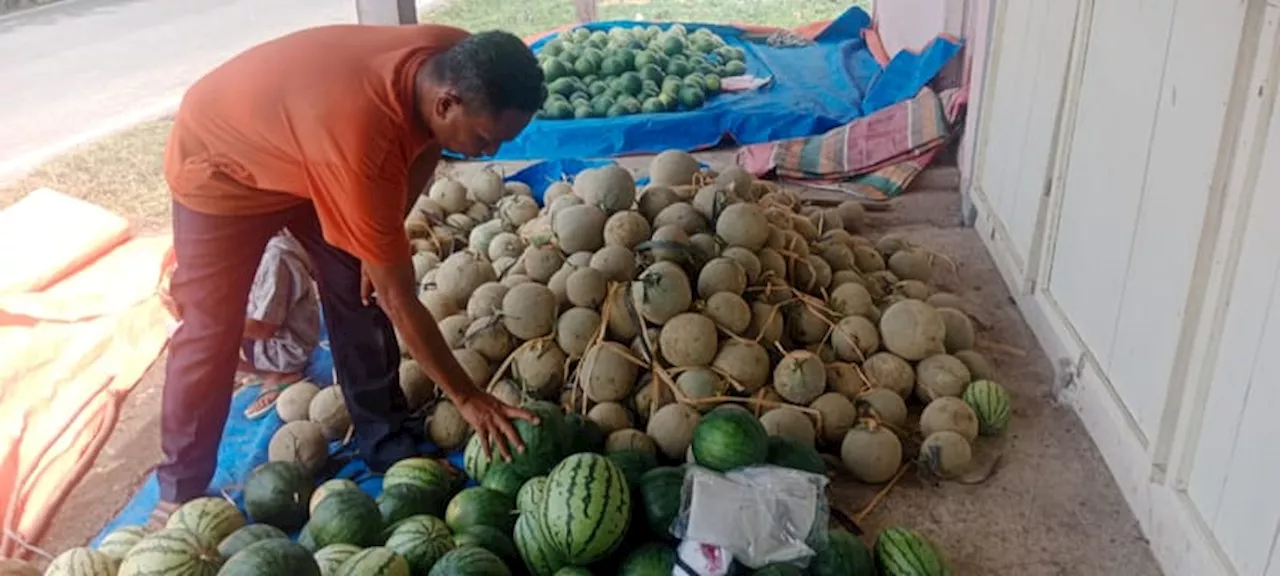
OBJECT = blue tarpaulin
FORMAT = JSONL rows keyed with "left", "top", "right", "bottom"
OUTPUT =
{"left": 473, "top": 7, "right": 960, "bottom": 161}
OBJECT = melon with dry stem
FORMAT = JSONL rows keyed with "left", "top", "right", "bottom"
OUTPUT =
{"left": 689, "top": 233, "right": 720, "bottom": 260}
{"left": 498, "top": 195, "right": 539, "bottom": 228}
{"left": 915, "top": 354, "right": 972, "bottom": 403}
{"left": 647, "top": 403, "right": 701, "bottom": 460}
{"left": 720, "top": 246, "right": 761, "bottom": 285}
{"left": 876, "top": 233, "right": 910, "bottom": 257}
{"left": 309, "top": 386, "right": 350, "bottom": 440}
{"left": 786, "top": 305, "right": 828, "bottom": 346}
{"left": 693, "top": 184, "right": 736, "bottom": 220}
{"left": 696, "top": 257, "right": 747, "bottom": 298}
{"left": 710, "top": 339, "right": 771, "bottom": 393}
{"left": 521, "top": 244, "right": 565, "bottom": 284}
{"left": 835, "top": 200, "right": 866, "bottom": 232}
{"left": 587, "top": 402, "right": 634, "bottom": 435}
{"left": 894, "top": 279, "right": 933, "bottom": 301}
{"left": 715, "top": 165, "right": 755, "bottom": 197}
{"left": 756, "top": 248, "right": 786, "bottom": 279}
{"left": 581, "top": 342, "right": 639, "bottom": 402}
{"left": 398, "top": 360, "right": 435, "bottom": 410}
{"left": 715, "top": 203, "right": 769, "bottom": 251}
{"left": 759, "top": 407, "right": 816, "bottom": 446}
{"left": 435, "top": 251, "right": 497, "bottom": 306}
{"left": 937, "top": 307, "right": 975, "bottom": 352}
{"left": 453, "top": 349, "right": 491, "bottom": 387}
{"left": 828, "top": 283, "right": 876, "bottom": 319}
{"left": 824, "top": 362, "right": 862, "bottom": 399}
{"left": 543, "top": 181, "right": 574, "bottom": 206}
{"left": 566, "top": 267, "right": 607, "bottom": 308}
{"left": 511, "top": 339, "right": 567, "bottom": 399}
{"left": 277, "top": 381, "right": 320, "bottom": 423}
{"left": 703, "top": 292, "right": 751, "bottom": 335}
{"left": 605, "top": 428, "right": 658, "bottom": 458}
{"left": 575, "top": 164, "right": 636, "bottom": 214}
{"left": 817, "top": 241, "right": 856, "bottom": 272}
{"left": 953, "top": 349, "right": 995, "bottom": 381}
{"left": 637, "top": 186, "right": 681, "bottom": 222}
{"left": 489, "top": 379, "right": 523, "bottom": 406}
{"left": 791, "top": 255, "right": 832, "bottom": 294}
{"left": 605, "top": 286, "right": 641, "bottom": 342}
{"left": 427, "top": 401, "right": 469, "bottom": 450}
{"left": 653, "top": 202, "right": 709, "bottom": 235}
{"left": 832, "top": 315, "right": 880, "bottom": 362}
{"left": 466, "top": 282, "right": 509, "bottom": 319}
{"left": 810, "top": 392, "right": 857, "bottom": 445}
{"left": 632, "top": 261, "right": 693, "bottom": 325}
{"left": 676, "top": 368, "right": 727, "bottom": 407}
{"left": 501, "top": 283, "right": 558, "bottom": 339}
{"left": 429, "top": 178, "right": 469, "bottom": 214}
{"left": 772, "top": 351, "right": 827, "bottom": 405}
{"left": 465, "top": 167, "right": 505, "bottom": 205}
{"left": 648, "top": 150, "right": 701, "bottom": 186}
{"left": 920, "top": 396, "right": 980, "bottom": 441}
{"left": 857, "top": 388, "right": 907, "bottom": 428}
{"left": 840, "top": 424, "right": 901, "bottom": 483}
{"left": 879, "top": 300, "right": 946, "bottom": 361}
{"left": 631, "top": 376, "right": 674, "bottom": 423}
{"left": 589, "top": 244, "right": 636, "bottom": 283}
{"left": 419, "top": 289, "right": 460, "bottom": 320}
{"left": 556, "top": 307, "right": 601, "bottom": 358}
{"left": 603, "top": 210, "right": 651, "bottom": 248}
{"left": 919, "top": 431, "right": 972, "bottom": 479}
{"left": 746, "top": 301, "right": 784, "bottom": 345}
{"left": 553, "top": 204, "right": 607, "bottom": 253}
{"left": 269, "top": 420, "right": 328, "bottom": 475}
{"left": 659, "top": 313, "right": 718, "bottom": 367}
{"left": 646, "top": 224, "right": 692, "bottom": 263}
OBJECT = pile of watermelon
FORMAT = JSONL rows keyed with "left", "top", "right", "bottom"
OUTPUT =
{"left": 534, "top": 23, "right": 746, "bottom": 120}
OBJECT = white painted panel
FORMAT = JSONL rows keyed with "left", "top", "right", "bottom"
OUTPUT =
{"left": 1103, "top": 0, "right": 1248, "bottom": 441}
{"left": 1047, "top": 0, "right": 1176, "bottom": 374}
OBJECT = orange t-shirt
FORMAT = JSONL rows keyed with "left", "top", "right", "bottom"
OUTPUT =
{"left": 165, "top": 24, "right": 470, "bottom": 266}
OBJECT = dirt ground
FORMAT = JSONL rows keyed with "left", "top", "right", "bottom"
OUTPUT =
{"left": 35, "top": 150, "right": 1163, "bottom": 576}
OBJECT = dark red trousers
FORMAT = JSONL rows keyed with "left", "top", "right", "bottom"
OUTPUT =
{"left": 158, "top": 199, "right": 417, "bottom": 503}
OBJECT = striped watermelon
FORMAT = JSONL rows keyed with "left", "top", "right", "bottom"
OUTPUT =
{"left": 467, "top": 402, "right": 568, "bottom": 481}
{"left": 96, "top": 525, "right": 147, "bottom": 561}
{"left": 874, "top": 527, "right": 951, "bottom": 576}
{"left": 383, "top": 457, "right": 456, "bottom": 497}
{"left": 310, "top": 479, "right": 361, "bottom": 514}
{"left": 517, "top": 476, "right": 549, "bottom": 513}
{"left": 427, "top": 546, "right": 512, "bottom": 576}
{"left": 118, "top": 528, "right": 219, "bottom": 576}
{"left": 463, "top": 434, "right": 496, "bottom": 484}
{"left": 690, "top": 408, "right": 768, "bottom": 472}
{"left": 607, "top": 449, "right": 658, "bottom": 487}
{"left": 166, "top": 496, "right": 246, "bottom": 544}
{"left": 637, "top": 466, "right": 684, "bottom": 538}
{"left": 539, "top": 453, "right": 631, "bottom": 565}
{"left": 244, "top": 461, "right": 312, "bottom": 531}
{"left": 45, "top": 547, "right": 115, "bottom": 575}
{"left": 378, "top": 483, "right": 446, "bottom": 528}
{"left": 619, "top": 542, "right": 676, "bottom": 576}
{"left": 445, "top": 487, "right": 516, "bottom": 533}
{"left": 563, "top": 413, "right": 606, "bottom": 455}
{"left": 514, "top": 510, "right": 565, "bottom": 576}
{"left": 385, "top": 515, "right": 456, "bottom": 573}
{"left": 810, "top": 528, "right": 875, "bottom": 576}
{"left": 335, "top": 547, "right": 409, "bottom": 576}
{"left": 961, "top": 380, "right": 1011, "bottom": 435}
{"left": 765, "top": 436, "right": 826, "bottom": 475}
{"left": 481, "top": 464, "right": 529, "bottom": 498}
{"left": 452, "top": 525, "right": 521, "bottom": 568}
{"left": 309, "top": 489, "right": 383, "bottom": 548}
{"left": 217, "top": 523, "right": 288, "bottom": 560}
{"left": 218, "top": 540, "right": 320, "bottom": 576}
{"left": 313, "top": 544, "right": 362, "bottom": 576}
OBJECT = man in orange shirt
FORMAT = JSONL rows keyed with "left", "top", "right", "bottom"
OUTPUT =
{"left": 156, "top": 24, "right": 544, "bottom": 520}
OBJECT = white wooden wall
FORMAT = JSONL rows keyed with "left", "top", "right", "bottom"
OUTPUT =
{"left": 965, "top": 0, "right": 1280, "bottom": 574}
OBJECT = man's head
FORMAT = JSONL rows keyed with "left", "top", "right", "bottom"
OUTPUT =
{"left": 419, "top": 31, "right": 545, "bottom": 158}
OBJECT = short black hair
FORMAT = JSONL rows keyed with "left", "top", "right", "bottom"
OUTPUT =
{"left": 427, "top": 31, "right": 546, "bottom": 116}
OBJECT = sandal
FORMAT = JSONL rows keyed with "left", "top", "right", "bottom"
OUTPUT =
{"left": 146, "top": 500, "right": 180, "bottom": 531}
{"left": 244, "top": 380, "right": 305, "bottom": 420}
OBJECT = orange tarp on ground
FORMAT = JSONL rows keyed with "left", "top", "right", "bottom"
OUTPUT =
{"left": 0, "top": 189, "right": 172, "bottom": 558}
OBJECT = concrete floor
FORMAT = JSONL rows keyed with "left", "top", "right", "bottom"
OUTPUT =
{"left": 37, "top": 151, "right": 1164, "bottom": 576}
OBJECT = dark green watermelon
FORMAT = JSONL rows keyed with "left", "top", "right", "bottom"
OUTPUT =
{"left": 428, "top": 546, "right": 512, "bottom": 576}
{"left": 765, "top": 436, "right": 827, "bottom": 475}
{"left": 469, "top": 402, "right": 567, "bottom": 481}
{"left": 452, "top": 525, "right": 520, "bottom": 569}
{"left": 243, "top": 461, "right": 313, "bottom": 531}
{"left": 309, "top": 489, "right": 382, "bottom": 548}
{"left": 297, "top": 523, "right": 317, "bottom": 552}
{"left": 607, "top": 450, "right": 658, "bottom": 487}
{"left": 377, "top": 483, "right": 445, "bottom": 528}
{"left": 811, "top": 529, "right": 875, "bottom": 576}
{"left": 564, "top": 413, "right": 606, "bottom": 454}
{"left": 875, "top": 527, "right": 950, "bottom": 576}
{"left": 480, "top": 465, "right": 528, "bottom": 499}
{"left": 217, "top": 524, "right": 288, "bottom": 560}
{"left": 555, "top": 568, "right": 593, "bottom": 575}
{"left": 637, "top": 467, "right": 683, "bottom": 539}
{"left": 618, "top": 542, "right": 676, "bottom": 576}
{"left": 218, "top": 540, "right": 320, "bottom": 576}
{"left": 445, "top": 487, "right": 516, "bottom": 533}
{"left": 750, "top": 563, "right": 804, "bottom": 575}
{"left": 691, "top": 408, "right": 768, "bottom": 472}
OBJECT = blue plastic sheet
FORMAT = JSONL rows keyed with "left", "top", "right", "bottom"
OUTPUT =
{"left": 470, "top": 7, "right": 959, "bottom": 161}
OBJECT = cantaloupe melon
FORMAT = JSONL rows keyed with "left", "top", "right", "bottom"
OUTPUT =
{"left": 505, "top": 181, "right": 533, "bottom": 197}
{"left": 511, "top": 339, "right": 567, "bottom": 399}
{"left": 692, "top": 183, "right": 734, "bottom": 220}
{"left": 703, "top": 292, "right": 751, "bottom": 335}
{"left": 659, "top": 313, "right": 718, "bottom": 367}
{"left": 467, "top": 220, "right": 507, "bottom": 258}
{"left": 862, "top": 352, "right": 914, "bottom": 399}
{"left": 653, "top": 202, "right": 709, "bottom": 236}
{"left": 852, "top": 245, "right": 885, "bottom": 273}
{"left": 548, "top": 194, "right": 584, "bottom": 216}
{"left": 566, "top": 267, "right": 607, "bottom": 308}
{"left": 556, "top": 307, "right": 601, "bottom": 358}
{"left": 412, "top": 251, "right": 438, "bottom": 283}
{"left": 689, "top": 233, "right": 721, "bottom": 260}
{"left": 603, "top": 210, "right": 651, "bottom": 248}
{"left": 465, "top": 167, "right": 505, "bottom": 205}
{"left": 453, "top": 349, "right": 491, "bottom": 387}
{"left": 438, "top": 314, "right": 471, "bottom": 349}
{"left": 759, "top": 408, "right": 816, "bottom": 446}
{"left": 587, "top": 402, "right": 634, "bottom": 435}
{"left": 428, "top": 401, "right": 469, "bottom": 450}
{"left": 589, "top": 244, "right": 636, "bottom": 283}
{"left": 631, "top": 376, "right": 674, "bottom": 423}
{"left": 521, "top": 244, "right": 565, "bottom": 284}
{"left": 543, "top": 181, "right": 574, "bottom": 206}
{"left": 714, "top": 166, "right": 755, "bottom": 198}
{"left": 435, "top": 251, "right": 497, "bottom": 306}
{"left": 419, "top": 289, "right": 460, "bottom": 320}
{"left": 646, "top": 224, "right": 692, "bottom": 263}
{"left": 429, "top": 178, "right": 469, "bottom": 214}
{"left": 824, "top": 362, "right": 861, "bottom": 399}
{"left": 920, "top": 396, "right": 979, "bottom": 441}
{"left": 582, "top": 342, "right": 638, "bottom": 402}
{"left": 937, "top": 307, "right": 975, "bottom": 352}
{"left": 632, "top": 261, "right": 693, "bottom": 325}
{"left": 828, "top": 283, "right": 876, "bottom": 319}
{"left": 553, "top": 204, "right": 607, "bottom": 253}
{"left": 790, "top": 213, "right": 819, "bottom": 241}
{"left": 810, "top": 392, "right": 856, "bottom": 445}
{"left": 576, "top": 165, "right": 637, "bottom": 215}
{"left": 772, "top": 351, "right": 827, "bottom": 405}
{"left": 696, "top": 257, "right": 747, "bottom": 298}
{"left": 501, "top": 274, "right": 533, "bottom": 288}
{"left": 647, "top": 403, "right": 701, "bottom": 460}
{"left": 746, "top": 301, "right": 784, "bottom": 345}
{"left": 710, "top": 339, "right": 770, "bottom": 393}
{"left": 817, "top": 241, "right": 856, "bottom": 272}
{"left": 606, "top": 428, "right": 659, "bottom": 458}
{"left": 445, "top": 213, "right": 477, "bottom": 232}
{"left": 895, "top": 279, "right": 933, "bottom": 301}
{"left": 501, "top": 283, "right": 558, "bottom": 339}
{"left": 720, "top": 246, "right": 761, "bottom": 285}
{"left": 918, "top": 431, "right": 972, "bottom": 479}
{"left": 953, "top": 349, "right": 995, "bottom": 381}
{"left": 309, "top": 386, "right": 350, "bottom": 440}
{"left": 277, "top": 382, "right": 321, "bottom": 423}
{"left": 835, "top": 200, "right": 866, "bottom": 233}
{"left": 832, "top": 315, "right": 880, "bottom": 362}
{"left": 888, "top": 248, "right": 932, "bottom": 282}
{"left": 489, "top": 379, "right": 523, "bottom": 407}
{"left": 786, "top": 305, "right": 829, "bottom": 346}
{"left": 637, "top": 185, "right": 681, "bottom": 223}
{"left": 840, "top": 425, "right": 901, "bottom": 483}
{"left": 830, "top": 270, "right": 865, "bottom": 289}
{"left": 269, "top": 420, "right": 328, "bottom": 475}
{"left": 466, "top": 282, "right": 509, "bottom": 319}
{"left": 498, "top": 194, "right": 539, "bottom": 228}
{"left": 605, "top": 286, "right": 641, "bottom": 342}
{"left": 915, "top": 354, "right": 972, "bottom": 403}
{"left": 648, "top": 150, "right": 701, "bottom": 187}
{"left": 857, "top": 388, "right": 907, "bottom": 428}
{"left": 715, "top": 203, "right": 769, "bottom": 251}
{"left": 676, "top": 368, "right": 727, "bottom": 407}
{"left": 464, "top": 316, "right": 514, "bottom": 362}
{"left": 792, "top": 255, "right": 832, "bottom": 294}
{"left": 398, "top": 360, "right": 435, "bottom": 410}
{"left": 879, "top": 300, "right": 946, "bottom": 361}
{"left": 756, "top": 248, "right": 787, "bottom": 280}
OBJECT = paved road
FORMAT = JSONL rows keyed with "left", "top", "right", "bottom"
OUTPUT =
{"left": 0, "top": 0, "right": 357, "bottom": 176}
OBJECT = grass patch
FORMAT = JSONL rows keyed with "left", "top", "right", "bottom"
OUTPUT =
{"left": 0, "top": 119, "right": 174, "bottom": 232}
{"left": 423, "top": 0, "right": 869, "bottom": 38}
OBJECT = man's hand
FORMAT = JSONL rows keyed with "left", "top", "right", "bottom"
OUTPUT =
{"left": 455, "top": 387, "right": 538, "bottom": 461}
